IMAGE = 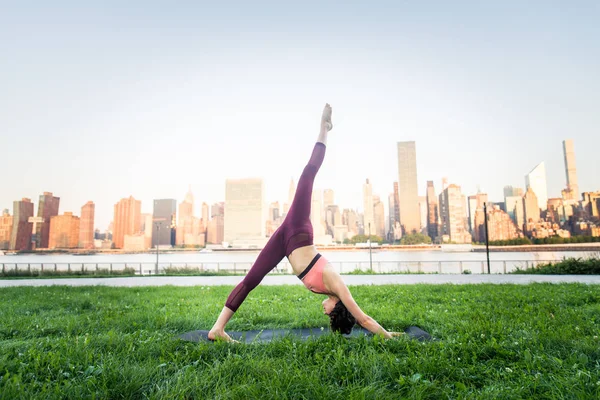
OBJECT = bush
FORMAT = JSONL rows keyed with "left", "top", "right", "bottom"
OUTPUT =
{"left": 512, "top": 257, "right": 600, "bottom": 275}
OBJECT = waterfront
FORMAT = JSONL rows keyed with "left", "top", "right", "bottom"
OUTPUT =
{"left": 2, "top": 248, "right": 598, "bottom": 275}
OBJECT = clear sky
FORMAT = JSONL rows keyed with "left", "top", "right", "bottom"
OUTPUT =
{"left": 1, "top": 1, "right": 599, "bottom": 230}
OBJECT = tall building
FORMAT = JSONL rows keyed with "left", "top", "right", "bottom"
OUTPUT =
{"left": 49, "top": 212, "right": 80, "bottom": 249}
{"left": 397, "top": 142, "right": 420, "bottom": 234}
{"left": 503, "top": 186, "right": 524, "bottom": 199}
{"left": 525, "top": 162, "right": 548, "bottom": 211}
{"left": 505, "top": 196, "right": 525, "bottom": 230}
{"left": 224, "top": 178, "right": 264, "bottom": 244}
{"left": 373, "top": 195, "right": 386, "bottom": 238}
{"left": 266, "top": 201, "right": 282, "bottom": 237}
{"left": 362, "top": 179, "right": 375, "bottom": 236}
{"left": 323, "top": 189, "right": 335, "bottom": 209}
{"left": 177, "top": 189, "right": 194, "bottom": 247}
{"left": 582, "top": 192, "right": 600, "bottom": 219}
{"left": 34, "top": 192, "right": 60, "bottom": 249}
{"left": 342, "top": 209, "right": 359, "bottom": 238}
{"left": 474, "top": 206, "right": 519, "bottom": 242}
{"left": 9, "top": 198, "right": 34, "bottom": 251}
{"left": 468, "top": 192, "right": 488, "bottom": 234}
{"left": 418, "top": 196, "right": 427, "bottom": 233}
{"left": 439, "top": 185, "right": 471, "bottom": 244}
{"left": 208, "top": 202, "right": 225, "bottom": 244}
{"left": 426, "top": 181, "right": 439, "bottom": 240}
{"left": 562, "top": 139, "right": 579, "bottom": 201}
{"left": 523, "top": 187, "right": 541, "bottom": 225}
{"left": 283, "top": 178, "right": 296, "bottom": 216}
{"left": 113, "top": 196, "right": 142, "bottom": 249}
{"left": 392, "top": 182, "right": 400, "bottom": 224}
{"left": 0, "top": 209, "right": 13, "bottom": 250}
{"left": 152, "top": 199, "right": 177, "bottom": 248}
{"left": 79, "top": 201, "right": 95, "bottom": 249}
{"left": 202, "top": 202, "right": 209, "bottom": 228}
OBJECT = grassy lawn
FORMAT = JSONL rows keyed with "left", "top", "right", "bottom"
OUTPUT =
{"left": 0, "top": 284, "right": 599, "bottom": 399}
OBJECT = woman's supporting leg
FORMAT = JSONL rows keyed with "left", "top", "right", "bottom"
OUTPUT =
{"left": 208, "top": 229, "right": 285, "bottom": 340}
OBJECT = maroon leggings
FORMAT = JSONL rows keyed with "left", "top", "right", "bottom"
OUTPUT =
{"left": 225, "top": 142, "right": 326, "bottom": 312}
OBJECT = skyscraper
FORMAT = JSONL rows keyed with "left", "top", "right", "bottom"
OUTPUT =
{"left": 113, "top": 196, "right": 142, "bottom": 249}
{"left": 323, "top": 189, "right": 335, "bottom": 209}
{"left": 505, "top": 196, "right": 525, "bottom": 230}
{"left": 392, "top": 182, "right": 400, "bottom": 225}
{"left": 373, "top": 195, "right": 386, "bottom": 238}
{"left": 311, "top": 190, "right": 325, "bottom": 237}
{"left": 418, "top": 196, "right": 427, "bottom": 233}
{"left": 0, "top": 210, "right": 13, "bottom": 250}
{"left": 474, "top": 206, "right": 519, "bottom": 242}
{"left": 363, "top": 179, "right": 375, "bottom": 236}
{"left": 523, "top": 187, "right": 540, "bottom": 225}
{"left": 503, "top": 186, "right": 524, "bottom": 199}
{"left": 525, "top": 162, "right": 548, "bottom": 211}
{"left": 224, "top": 178, "right": 264, "bottom": 244}
{"left": 34, "top": 192, "right": 60, "bottom": 249}
{"left": 426, "top": 181, "right": 439, "bottom": 240}
{"left": 467, "top": 192, "right": 488, "bottom": 234}
{"left": 49, "top": 212, "right": 80, "bottom": 249}
{"left": 202, "top": 202, "right": 209, "bottom": 228}
{"left": 79, "top": 201, "right": 95, "bottom": 249}
{"left": 397, "top": 142, "right": 420, "bottom": 234}
{"left": 9, "top": 199, "right": 34, "bottom": 251}
{"left": 153, "top": 199, "right": 177, "bottom": 248}
{"left": 208, "top": 202, "right": 225, "bottom": 244}
{"left": 283, "top": 178, "right": 296, "bottom": 216}
{"left": 342, "top": 209, "right": 359, "bottom": 238}
{"left": 562, "top": 139, "right": 579, "bottom": 201}
{"left": 439, "top": 185, "right": 471, "bottom": 244}
{"left": 177, "top": 189, "right": 194, "bottom": 247}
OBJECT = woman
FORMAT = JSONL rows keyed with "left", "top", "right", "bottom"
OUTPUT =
{"left": 209, "top": 104, "right": 401, "bottom": 342}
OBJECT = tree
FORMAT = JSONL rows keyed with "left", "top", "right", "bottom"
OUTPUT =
{"left": 400, "top": 233, "right": 432, "bottom": 245}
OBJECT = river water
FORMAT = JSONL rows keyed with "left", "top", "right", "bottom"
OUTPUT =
{"left": 1, "top": 249, "right": 598, "bottom": 274}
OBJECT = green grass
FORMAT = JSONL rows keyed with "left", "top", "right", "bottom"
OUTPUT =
{"left": 0, "top": 284, "right": 599, "bottom": 399}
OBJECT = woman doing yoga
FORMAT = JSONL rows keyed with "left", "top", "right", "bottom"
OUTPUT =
{"left": 208, "top": 104, "right": 402, "bottom": 342}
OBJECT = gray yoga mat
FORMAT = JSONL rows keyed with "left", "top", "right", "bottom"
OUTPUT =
{"left": 178, "top": 326, "right": 434, "bottom": 343}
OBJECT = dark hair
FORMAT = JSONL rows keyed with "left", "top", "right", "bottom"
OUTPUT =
{"left": 329, "top": 301, "right": 356, "bottom": 334}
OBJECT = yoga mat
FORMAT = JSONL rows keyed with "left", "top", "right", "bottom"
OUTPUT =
{"left": 178, "top": 326, "right": 434, "bottom": 343}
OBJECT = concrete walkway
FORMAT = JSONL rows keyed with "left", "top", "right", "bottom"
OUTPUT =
{"left": 1, "top": 274, "right": 599, "bottom": 287}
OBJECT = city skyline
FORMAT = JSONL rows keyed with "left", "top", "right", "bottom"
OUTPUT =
{"left": 2, "top": 2, "right": 599, "bottom": 232}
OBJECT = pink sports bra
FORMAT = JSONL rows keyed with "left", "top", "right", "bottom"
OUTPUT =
{"left": 298, "top": 253, "right": 329, "bottom": 294}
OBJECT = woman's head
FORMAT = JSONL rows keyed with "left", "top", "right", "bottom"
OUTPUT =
{"left": 327, "top": 300, "right": 356, "bottom": 334}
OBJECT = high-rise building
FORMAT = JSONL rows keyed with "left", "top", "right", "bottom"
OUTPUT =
{"left": 474, "top": 206, "right": 520, "bottom": 242}
{"left": 224, "top": 178, "right": 264, "bottom": 244}
{"left": 562, "top": 139, "right": 579, "bottom": 201}
{"left": 113, "top": 196, "right": 142, "bottom": 249}
{"left": 468, "top": 192, "right": 488, "bottom": 234}
{"left": 207, "top": 215, "right": 224, "bottom": 244}
{"left": 523, "top": 187, "right": 541, "bottom": 226}
{"left": 505, "top": 196, "right": 525, "bottom": 230}
{"left": 49, "top": 212, "right": 80, "bottom": 249}
{"left": 79, "top": 201, "right": 95, "bottom": 249}
{"left": 342, "top": 209, "right": 359, "bottom": 238}
{"left": 503, "top": 186, "right": 524, "bottom": 199}
{"left": 323, "top": 189, "right": 335, "bottom": 209}
{"left": 202, "top": 202, "right": 209, "bottom": 228}
{"left": 34, "top": 192, "right": 60, "bottom": 249}
{"left": 582, "top": 192, "right": 600, "bottom": 219}
{"left": 266, "top": 201, "right": 282, "bottom": 237}
{"left": 397, "top": 142, "right": 420, "bottom": 234}
{"left": 426, "top": 181, "right": 439, "bottom": 241}
{"left": 9, "top": 198, "right": 34, "bottom": 251}
{"left": 373, "top": 195, "right": 386, "bottom": 238}
{"left": 392, "top": 182, "right": 400, "bottom": 224}
{"left": 439, "top": 185, "right": 471, "bottom": 244}
{"left": 525, "top": 162, "right": 548, "bottom": 211}
{"left": 283, "top": 178, "right": 296, "bottom": 216}
{"left": 0, "top": 209, "right": 13, "bottom": 250}
{"left": 388, "top": 193, "right": 395, "bottom": 240}
{"left": 363, "top": 179, "right": 375, "bottom": 236}
{"left": 418, "top": 196, "right": 427, "bottom": 233}
{"left": 176, "top": 189, "right": 194, "bottom": 247}
{"left": 152, "top": 199, "right": 177, "bottom": 248}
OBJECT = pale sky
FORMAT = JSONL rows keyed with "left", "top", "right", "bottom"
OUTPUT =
{"left": 1, "top": 1, "right": 599, "bottom": 230}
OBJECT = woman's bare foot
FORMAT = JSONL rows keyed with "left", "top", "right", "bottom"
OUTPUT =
{"left": 208, "top": 328, "right": 238, "bottom": 343}
{"left": 321, "top": 103, "right": 333, "bottom": 132}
